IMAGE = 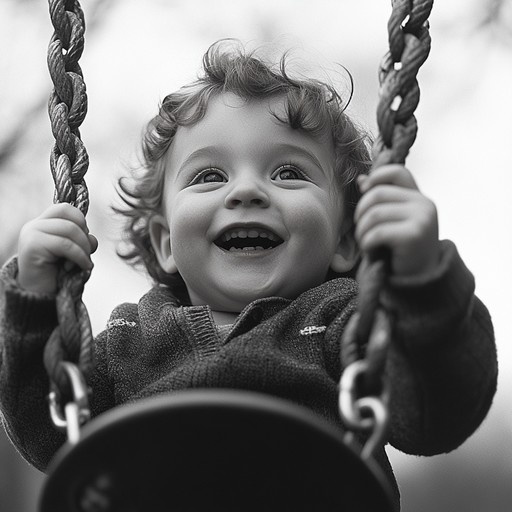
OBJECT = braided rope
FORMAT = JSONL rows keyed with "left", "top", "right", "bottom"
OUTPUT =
{"left": 341, "top": 0, "right": 433, "bottom": 394}
{"left": 44, "top": 0, "right": 93, "bottom": 403}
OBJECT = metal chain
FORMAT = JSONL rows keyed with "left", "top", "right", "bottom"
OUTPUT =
{"left": 43, "top": 0, "right": 92, "bottom": 437}
{"left": 339, "top": 0, "right": 434, "bottom": 459}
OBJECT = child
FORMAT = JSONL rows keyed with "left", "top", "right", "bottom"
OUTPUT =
{"left": 0, "top": 41, "right": 497, "bottom": 508}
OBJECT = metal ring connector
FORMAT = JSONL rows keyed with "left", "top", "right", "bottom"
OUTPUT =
{"left": 339, "top": 360, "right": 374, "bottom": 431}
{"left": 48, "top": 361, "right": 90, "bottom": 444}
{"left": 338, "top": 360, "right": 390, "bottom": 460}
{"left": 357, "top": 396, "right": 389, "bottom": 460}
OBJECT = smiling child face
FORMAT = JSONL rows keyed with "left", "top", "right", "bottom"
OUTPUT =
{"left": 150, "top": 92, "right": 355, "bottom": 313}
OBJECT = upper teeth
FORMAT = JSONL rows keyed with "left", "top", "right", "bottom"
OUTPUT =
{"left": 220, "top": 228, "right": 280, "bottom": 242}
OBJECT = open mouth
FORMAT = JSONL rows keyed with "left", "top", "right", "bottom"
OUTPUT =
{"left": 214, "top": 227, "right": 284, "bottom": 252}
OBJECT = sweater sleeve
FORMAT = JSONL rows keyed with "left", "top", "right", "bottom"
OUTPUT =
{"left": 382, "top": 240, "right": 497, "bottom": 455}
{"left": 0, "top": 257, "right": 66, "bottom": 470}
{"left": 0, "top": 258, "right": 116, "bottom": 470}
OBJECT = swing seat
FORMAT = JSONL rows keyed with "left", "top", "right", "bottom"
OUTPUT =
{"left": 40, "top": 389, "right": 395, "bottom": 512}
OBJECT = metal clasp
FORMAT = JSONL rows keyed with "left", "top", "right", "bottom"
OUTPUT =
{"left": 48, "top": 362, "right": 90, "bottom": 444}
{"left": 339, "top": 360, "right": 389, "bottom": 460}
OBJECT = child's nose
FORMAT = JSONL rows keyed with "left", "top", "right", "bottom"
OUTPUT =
{"left": 224, "top": 179, "right": 270, "bottom": 209}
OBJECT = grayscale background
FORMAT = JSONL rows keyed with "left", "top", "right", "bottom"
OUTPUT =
{"left": 1, "top": 1, "right": 511, "bottom": 511}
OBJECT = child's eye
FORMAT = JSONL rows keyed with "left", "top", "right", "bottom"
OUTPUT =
{"left": 272, "top": 165, "right": 309, "bottom": 181}
{"left": 190, "top": 168, "right": 227, "bottom": 185}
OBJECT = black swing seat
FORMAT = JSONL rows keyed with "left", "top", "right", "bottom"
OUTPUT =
{"left": 41, "top": 389, "right": 395, "bottom": 512}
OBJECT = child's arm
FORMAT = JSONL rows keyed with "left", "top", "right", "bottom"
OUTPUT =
{"left": 353, "top": 164, "right": 497, "bottom": 454}
{"left": 0, "top": 204, "right": 99, "bottom": 469}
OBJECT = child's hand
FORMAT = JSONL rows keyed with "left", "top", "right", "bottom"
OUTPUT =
{"left": 17, "top": 203, "right": 98, "bottom": 294}
{"left": 354, "top": 164, "right": 440, "bottom": 277}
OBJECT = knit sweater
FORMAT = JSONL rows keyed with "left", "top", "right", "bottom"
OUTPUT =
{"left": 0, "top": 241, "right": 497, "bottom": 506}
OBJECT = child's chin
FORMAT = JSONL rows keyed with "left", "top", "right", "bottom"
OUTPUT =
{"left": 218, "top": 280, "right": 282, "bottom": 307}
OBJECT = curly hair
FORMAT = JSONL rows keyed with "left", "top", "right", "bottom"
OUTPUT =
{"left": 116, "top": 39, "right": 372, "bottom": 297}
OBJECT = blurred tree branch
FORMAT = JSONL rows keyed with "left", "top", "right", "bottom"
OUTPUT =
{"left": 0, "top": 98, "right": 47, "bottom": 168}
{"left": 478, "top": 0, "right": 512, "bottom": 43}
{"left": 0, "top": 0, "right": 118, "bottom": 170}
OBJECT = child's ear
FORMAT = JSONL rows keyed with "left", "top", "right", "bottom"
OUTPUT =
{"left": 330, "top": 223, "right": 359, "bottom": 274}
{"left": 149, "top": 214, "right": 178, "bottom": 274}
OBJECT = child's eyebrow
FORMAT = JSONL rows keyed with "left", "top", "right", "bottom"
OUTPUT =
{"left": 274, "top": 144, "right": 324, "bottom": 169}
{"left": 176, "top": 146, "right": 222, "bottom": 178}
